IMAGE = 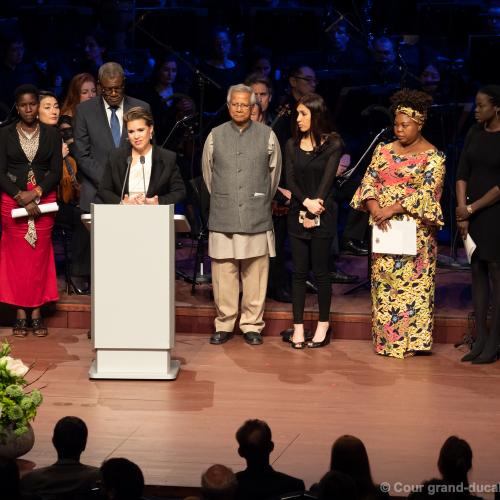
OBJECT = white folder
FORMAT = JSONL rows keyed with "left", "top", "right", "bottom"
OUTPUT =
{"left": 372, "top": 218, "right": 417, "bottom": 255}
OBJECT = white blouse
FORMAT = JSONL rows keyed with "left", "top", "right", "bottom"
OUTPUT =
{"left": 128, "top": 149, "right": 153, "bottom": 196}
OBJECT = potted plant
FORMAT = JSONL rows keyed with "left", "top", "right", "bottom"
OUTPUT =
{"left": 0, "top": 341, "right": 43, "bottom": 458}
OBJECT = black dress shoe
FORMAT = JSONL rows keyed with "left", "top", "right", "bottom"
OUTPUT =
{"left": 342, "top": 240, "right": 369, "bottom": 256}
{"left": 209, "top": 331, "right": 233, "bottom": 345}
{"left": 243, "top": 332, "right": 263, "bottom": 345}
{"left": 330, "top": 269, "right": 359, "bottom": 284}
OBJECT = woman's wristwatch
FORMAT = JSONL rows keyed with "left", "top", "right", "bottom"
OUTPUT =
{"left": 466, "top": 204, "right": 474, "bottom": 215}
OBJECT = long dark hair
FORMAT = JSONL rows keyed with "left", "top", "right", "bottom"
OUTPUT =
{"left": 330, "top": 435, "right": 377, "bottom": 498}
{"left": 292, "top": 93, "right": 338, "bottom": 151}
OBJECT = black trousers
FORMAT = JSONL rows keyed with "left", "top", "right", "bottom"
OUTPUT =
{"left": 290, "top": 235, "right": 333, "bottom": 324}
{"left": 55, "top": 204, "right": 90, "bottom": 278}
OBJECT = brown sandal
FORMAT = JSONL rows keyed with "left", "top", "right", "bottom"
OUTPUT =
{"left": 31, "top": 318, "right": 48, "bottom": 337}
{"left": 13, "top": 318, "right": 29, "bottom": 337}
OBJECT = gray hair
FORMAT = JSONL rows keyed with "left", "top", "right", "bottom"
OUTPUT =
{"left": 98, "top": 62, "right": 124, "bottom": 82}
{"left": 226, "top": 84, "right": 256, "bottom": 105}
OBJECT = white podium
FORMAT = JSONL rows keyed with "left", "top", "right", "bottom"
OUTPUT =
{"left": 89, "top": 204, "right": 180, "bottom": 380}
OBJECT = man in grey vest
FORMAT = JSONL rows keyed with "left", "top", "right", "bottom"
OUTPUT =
{"left": 202, "top": 84, "right": 281, "bottom": 345}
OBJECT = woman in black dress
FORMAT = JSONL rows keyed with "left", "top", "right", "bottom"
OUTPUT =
{"left": 286, "top": 93, "right": 342, "bottom": 348}
{"left": 456, "top": 85, "right": 500, "bottom": 364}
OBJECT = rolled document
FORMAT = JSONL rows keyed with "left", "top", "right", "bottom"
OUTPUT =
{"left": 11, "top": 202, "right": 59, "bottom": 218}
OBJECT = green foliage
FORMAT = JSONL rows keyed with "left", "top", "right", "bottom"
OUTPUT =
{"left": 0, "top": 341, "right": 43, "bottom": 440}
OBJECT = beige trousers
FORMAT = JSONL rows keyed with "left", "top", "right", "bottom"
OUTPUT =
{"left": 211, "top": 254, "right": 269, "bottom": 333}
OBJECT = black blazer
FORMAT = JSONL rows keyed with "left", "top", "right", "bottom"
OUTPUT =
{"left": 0, "top": 122, "right": 62, "bottom": 197}
{"left": 97, "top": 145, "right": 186, "bottom": 205}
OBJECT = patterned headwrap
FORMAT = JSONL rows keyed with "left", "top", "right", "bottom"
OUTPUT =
{"left": 395, "top": 105, "right": 425, "bottom": 125}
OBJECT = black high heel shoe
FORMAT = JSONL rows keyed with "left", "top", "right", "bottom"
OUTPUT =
{"left": 307, "top": 328, "right": 332, "bottom": 348}
{"left": 461, "top": 338, "right": 486, "bottom": 362}
{"left": 67, "top": 277, "right": 90, "bottom": 295}
{"left": 290, "top": 331, "right": 306, "bottom": 349}
{"left": 470, "top": 338, "right": 500, "bottom": 365}
{"left": 281, "top": 328, "right": 313, "bottom": 343}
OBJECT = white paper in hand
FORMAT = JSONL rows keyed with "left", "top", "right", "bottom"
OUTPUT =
{"left": 372, "top": 218, "right": 417, "bottom": 255}
{"left": 463, "top": 234, "right": 476, "bottom": 264}
{"left": 11, "top": 202, "right": 59, "bottom": 218}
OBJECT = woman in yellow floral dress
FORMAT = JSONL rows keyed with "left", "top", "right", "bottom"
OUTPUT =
{"left": 351, "top": 89, "right": 445, "bottom": 358}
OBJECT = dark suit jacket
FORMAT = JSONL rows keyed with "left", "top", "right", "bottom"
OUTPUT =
{"left": 97, "top": 145, "right": 186, "bottom": 205}
{"left": 20, "top": 459, "right": 100, "bottom": 500}
{"left": 0, "top": 122, "right": 62, "bottom": 197}
{"left": 236, "top": 465, "right": 305, "bottom": 500}
{"left": 73, "top": 95, "right": 150, "bottom": 211}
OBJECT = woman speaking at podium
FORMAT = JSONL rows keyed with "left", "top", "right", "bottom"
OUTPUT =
{"left": 98, "top": 107, "right": 185, "bottom": 205}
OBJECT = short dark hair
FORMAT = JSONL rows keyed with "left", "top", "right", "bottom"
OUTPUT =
{"left": 317, "top": 470, "right": 359, "bottom": 500}
{"left": 236, "top": 419, "right": 273, "bottom": 460}
{"left": 101, "top": 458, "right": 144, "bottom": 500}
{"left": 38, "top": 90, "right": 58, "bottom": 103}
{"left": 479, "top": 85, "right": 500, "bottom": 107}
{"left": 14, "top": 84, "right": 39, "bottom": 103}
{"left": 244, "top": 73, "right": 273, "bottom": 94}
{"left": 52, "top": 416, "right": 88, "bottom": 458}
{"left": 437, "top": 436, "right": 473, "bottom": 485}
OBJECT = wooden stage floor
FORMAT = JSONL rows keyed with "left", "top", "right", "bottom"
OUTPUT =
{"left": 5, "top": 330, "right": 500, "bottom": 499}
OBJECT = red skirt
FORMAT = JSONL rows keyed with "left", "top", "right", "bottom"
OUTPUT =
{"left": 0, "top": 191, "right": 59, "bottom": 308}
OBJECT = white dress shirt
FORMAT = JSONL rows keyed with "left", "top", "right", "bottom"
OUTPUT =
{"left": 103, "top": 98, "right": 124, "bottom": 137}
{"left": 128, "top": 148, "right": 153, "bottom": 196}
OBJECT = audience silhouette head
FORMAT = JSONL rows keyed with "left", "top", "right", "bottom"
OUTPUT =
{"left": 437, "top": 436, "right": 473, "bottom": 486}
{"left": 330, "top": 435, "right": 376, "bottom": 498}
{"left": 201, "top": 464, "right": 237, "bottom": 500}
{"left": 236, "top": 419, "right": 274, "bottom": 465}
{"left": 52, "top": 415, "right": 88, "bottom": 460}
{"left": 100, "top": 457, "right": 144, "bottom": 500}
{"left": 317, "top": 470, "right": 360, "bottom": 500}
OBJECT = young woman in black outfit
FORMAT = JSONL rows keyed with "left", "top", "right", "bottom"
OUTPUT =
{"left": 286, "top": 93, "right": 342, "bottom": 348}
{"left": 456, "top": 85, "right": 500, "bottom": 364}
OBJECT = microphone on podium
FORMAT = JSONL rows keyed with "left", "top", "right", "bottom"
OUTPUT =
{"left": 140, "top": 155, "right": 146, "bottom": 200}
{"left": 120, "top": 156, "right": 132, "bottom": 204}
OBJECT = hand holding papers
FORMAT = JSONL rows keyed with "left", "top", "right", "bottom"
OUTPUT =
{"left": 11, "top": 202, "right": 59, "bottom": 218}
{"left": 463, "top": 234, "right": 476, "bottom": 264}
{"left": 372, "top": 217, "right": 417, "bottom": 255}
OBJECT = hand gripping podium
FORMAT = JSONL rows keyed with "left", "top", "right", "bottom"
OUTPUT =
{"left": 89, "top": 204, "right": 180, "bottom": 380}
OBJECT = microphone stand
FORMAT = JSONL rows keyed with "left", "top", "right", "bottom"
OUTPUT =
{"left": 337, "top": 126, "right": 390, "bottom": 189}
{"left": 341, "top": 126, "right": 392, "bottom": 295}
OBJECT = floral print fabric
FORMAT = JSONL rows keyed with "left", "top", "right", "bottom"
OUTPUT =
{"left": 351, "top": 143, "right": 445, "bottom": 358}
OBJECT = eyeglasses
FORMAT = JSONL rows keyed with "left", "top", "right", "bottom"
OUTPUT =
{"left": 100, "top": 85, "right": 124, "bottom": 95}
{"left": 230, "top": 102, "right": 251, "bottom": 109}
{"left": 294, "top": 76, "right": 317, "bottom": 84}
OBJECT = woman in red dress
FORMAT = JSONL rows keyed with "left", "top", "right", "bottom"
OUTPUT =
{"left": 0, "top": 84, "right": 62, "bottom": 337}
